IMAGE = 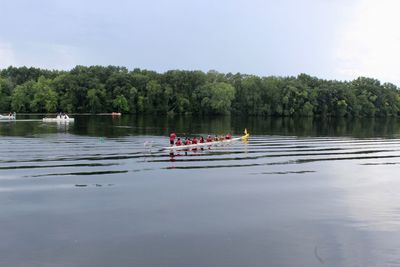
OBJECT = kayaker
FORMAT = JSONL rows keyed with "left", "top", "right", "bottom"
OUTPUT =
{"left": 192, "top": 136, "right": 198, "bottom": 144}
{"left": 185, "top": 138, "right": 192, "bottom": 145}
{"left": 206, "top": 135, "right": 212, "bottom": 142}
{"left": 214, "top": 135, "right": 219, "bottom": 141}
{"left": 191, "top": 137, "right": 198, "bottom": 151}
{"left": 199, "top": 136, "right": 205, "bottom": 150}
{"left": 225, "top": 133, "right": 232, "bottom": 140}
{"left": 175, "top": 138, "right": 182, "bottom": 146}
{"left": 169, "top": 131, "right": 177, "bottom": 146}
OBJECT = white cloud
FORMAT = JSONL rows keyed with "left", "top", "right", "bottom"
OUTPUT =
{"left": 335, "top": 0, "right": 400, "bottom": 84}
{"left": 0, "top": 42, "right": 18, "bottom": 68}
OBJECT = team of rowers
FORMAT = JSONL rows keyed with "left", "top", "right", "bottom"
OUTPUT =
{"left": 169, "top": 132, "right": 232, "bottom": 146}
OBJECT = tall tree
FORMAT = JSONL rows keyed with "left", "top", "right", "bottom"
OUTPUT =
{"left": 113, "top": 95, "right": 129, "bottom": 113}
{"left": 30, "top": 77, "right": 58, "bottom": 112}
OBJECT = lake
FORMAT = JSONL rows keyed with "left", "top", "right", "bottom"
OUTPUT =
{"left": 1, "top": 115, "right": 400, "bottom": 266}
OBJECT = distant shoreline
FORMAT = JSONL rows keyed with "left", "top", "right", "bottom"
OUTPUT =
{"left": 1, "top": 66, "right": 400, "bottom": 117}
{"left": 13, "top": 113, "right": 120, "bottom": 115}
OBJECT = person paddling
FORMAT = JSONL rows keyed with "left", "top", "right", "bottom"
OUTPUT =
{"left": 225, "top": 133, "right": 232, "bottom": 140}
{"left": 185, "top": 138, "right": 192, "bottom": 145}
{"left": 169, "top": 131, "right": 177, "bottom": 146}
{"left": 190, "top": 137, "right": 198, "bottom": 151}
{"left": 175, "top": 138, "right": 182, "bottom": 146}
{"left": 199, "top": 136, "right": 205, "bottom": 150}
{"left": 192, "top": 136, "right": 198, "bottom": 144}
{"left": 206, "top": 135, "right": 212, "bottom": 142}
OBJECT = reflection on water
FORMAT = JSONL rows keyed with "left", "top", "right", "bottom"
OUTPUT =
{"left": 2, "top": 114, "right": 400, "bottom": 138}
{"left": 1, "top": 115, "right": 400, "bottom": 266}
{"left": 75, "top": 183, "right": 114, "bottom": 187}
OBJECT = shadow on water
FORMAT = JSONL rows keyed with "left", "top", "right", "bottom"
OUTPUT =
{"left": 0, "top": 163, "right": 120, "bottom": 170}
{"left": 29, "top": 170, "right": 128, "bottom": 178}
{"left": 250, "top": 170, "right": 316, "bottom": 175}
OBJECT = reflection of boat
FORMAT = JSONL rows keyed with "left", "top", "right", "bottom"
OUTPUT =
{"left": 163, "top": 130, "right": 249, "bottom": 151}
{"left": 43, "top": 114, "right": 74, "bottom": 122}
{"left": 43, "top": 118, "right": 74, "bottom": 122}
{"left": 0, "top": 112, "right": 16, "bottom": 120}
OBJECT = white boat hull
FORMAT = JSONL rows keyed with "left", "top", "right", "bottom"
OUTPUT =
{"left": 162, "top": 134, "right": 249, "bottom": 151}
{"left": 43, "top": 118, "right": 75, "bottom": 122}
{"left": 0, "top": 115, "right": 16, "bottom": 120}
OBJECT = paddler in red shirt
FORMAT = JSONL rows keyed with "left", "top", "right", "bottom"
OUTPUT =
{"left": 192, "top": 137, "right": 198, "bottom": 144}
{"left": 185, "top": 138, "right": 192, "bottom": 145}
{"left": 206, "top": 135, "right": 212, "bottom": 142}
{"left": 191, "top": 137, "right": 198, "bottom": 151}
{"left": 175, "top": 138, "right": 182, "bottom": 146}
{"left": 169, "top": 131, "right": 177, "bottom": 146}
{"left": 199, "top": 136, "right": 205, "bottom": 150}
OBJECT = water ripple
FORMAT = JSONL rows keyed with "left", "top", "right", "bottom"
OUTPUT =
{"left": 2, "top": 135, "right": 400, "bottom": 180}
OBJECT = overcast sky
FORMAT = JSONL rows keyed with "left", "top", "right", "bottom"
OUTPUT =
{"left": 1, "top": 0, "right": 399, "bottom": 84}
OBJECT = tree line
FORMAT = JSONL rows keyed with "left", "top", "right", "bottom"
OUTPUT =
{"left": 0, "top": 65, "right": 399, "bottom": 117}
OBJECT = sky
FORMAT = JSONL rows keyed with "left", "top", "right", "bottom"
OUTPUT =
{"left": 0, "top": 0, "right": 399, "bottom": 84}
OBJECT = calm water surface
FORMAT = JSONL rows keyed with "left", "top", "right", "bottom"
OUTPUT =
{"left": 1, "top": 115, "right": 400, "bottom": 266}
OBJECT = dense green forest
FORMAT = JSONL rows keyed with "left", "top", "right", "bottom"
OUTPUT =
{"left": 0, "top": 65, "right": 399, "bottom": 117}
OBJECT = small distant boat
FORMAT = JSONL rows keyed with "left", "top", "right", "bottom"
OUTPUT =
{"left": 97, "top": 112, "right": 122, "bottom": 116}
{"left": 0, "top": 112, "right": 16, "bottom": 120}
{"left": 43, "top": 114, "right": 74, "bottom": 122}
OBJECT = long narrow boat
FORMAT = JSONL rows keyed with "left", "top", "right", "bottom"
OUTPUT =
{"left": 97, "top": 112, "right": 121, "bottom": 116}
{"left": 162, "top": 131, "right": 249, "bottom": 151}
